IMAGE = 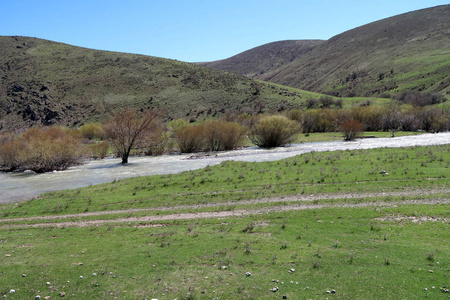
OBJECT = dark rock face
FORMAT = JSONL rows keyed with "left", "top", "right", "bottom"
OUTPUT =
{"left": 1, "top": 80, "right": 66, "bottom": 128}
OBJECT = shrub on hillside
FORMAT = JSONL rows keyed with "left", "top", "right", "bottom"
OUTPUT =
{"left": 396, "top": 92, "right": 445, "bottom": 107}
{"left": 249, "top": 115, "right": 299, "bottom": 148}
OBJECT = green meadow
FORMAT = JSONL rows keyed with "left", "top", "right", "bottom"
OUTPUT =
{"left": 0, "top": 144, "right": 449, "bottom": 299}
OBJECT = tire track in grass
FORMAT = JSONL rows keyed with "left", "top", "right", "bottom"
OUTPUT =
{"left": 1, "top": 189, "right": 448, "bottom": 228}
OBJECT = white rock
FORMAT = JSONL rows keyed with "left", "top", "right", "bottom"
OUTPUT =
{"left": 246, "top": 272, "right": 251, "bottom": 276}
{"left": 9, "top": 289, "right": 15, "bottom": 293}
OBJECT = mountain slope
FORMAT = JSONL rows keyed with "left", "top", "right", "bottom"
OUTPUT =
{"left": 204, "top": 5, "right": 450, "bottom": 98}
{"left": 200, "top": 40, "right": 324, "bottom": 78}
{"left": 0, "top": 36, "right": 319, "bottom": 130}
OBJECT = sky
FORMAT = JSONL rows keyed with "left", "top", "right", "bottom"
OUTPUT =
{"left": 1, "top": 0, "right": 448, "bottom": 62}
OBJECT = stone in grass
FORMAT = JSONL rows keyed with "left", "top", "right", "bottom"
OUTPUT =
{"left": 271, "top": 287, "right": 279, "bottom": 292}
{"left": 327, "top": 289, "right": 336, "bottom": 294}
{"left": 59, "top": 292, "right": 66, "bottom": 297}
{"left": 9, "top": 289, "right": 15, "bottom": 293}
{"left": 35, "top": 296, "right": 40, "bottom": 299}
{"left": 22, "top": 274, "right": 27, "bottom": 277}
{"left": 282, "top": 296, "right": 288, "bottom": 299}
{"left": 246, "top": 272, "right": 251, "bottom": 276}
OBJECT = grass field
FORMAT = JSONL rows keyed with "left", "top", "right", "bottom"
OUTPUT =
{"left": 0, "top": 144, "right": 449, "bottom": 299}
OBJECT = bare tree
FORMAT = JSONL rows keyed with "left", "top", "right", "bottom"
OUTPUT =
{"left": 103, "top": 108, "right": 161, "bottom": 164}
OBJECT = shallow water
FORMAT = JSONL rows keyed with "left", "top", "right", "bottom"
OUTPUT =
{"left": 1, "top": 132, "right": 449, "bottom": 203}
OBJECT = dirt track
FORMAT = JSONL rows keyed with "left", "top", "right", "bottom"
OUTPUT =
{"left": 1, "top": 189, "right": 448, "bottom": 228}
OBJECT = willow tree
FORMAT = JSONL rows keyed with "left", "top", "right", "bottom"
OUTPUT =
{"left": 103, "top": 108, "right": 161, "bottom": 164}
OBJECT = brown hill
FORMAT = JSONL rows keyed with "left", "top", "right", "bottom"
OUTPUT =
{"left": 200, "top": 40, "right": 324, "bottom": 78}
{"left": 203, "top": 5, "right": 450, "bottom": 98}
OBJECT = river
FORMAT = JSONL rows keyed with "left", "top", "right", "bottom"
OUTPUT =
{"left": 1, "top": 132, "right": 449, "bottom": 203}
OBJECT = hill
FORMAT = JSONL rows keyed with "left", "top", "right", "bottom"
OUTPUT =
{"left": 200, "top": 40, "right": 324, "bottom": 78}
{"left": 0, "top": 36, "right": 318, "bottom": 131}
{"left": 203, "top": 5, "right": 450, "bottom": 98}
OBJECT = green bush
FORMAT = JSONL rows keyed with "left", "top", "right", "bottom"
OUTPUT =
{"left": 203, "top": 119, "right": 245, "bottom": 151}
{"left": 173, "top": 123, "right": 206, "bottom": 153}
{"left": 78, "top": 123, "right": 103, "bottom": 140}
{"left": 249, "top": 115, "right": 299, "bottom": 147}
{"left": 87, "top": 141, "right": 110, "bottom": 159}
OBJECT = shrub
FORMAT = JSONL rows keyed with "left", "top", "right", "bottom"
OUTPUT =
{"left": 87, "top": 141, "right": 110, "bottom": 159}
{"left": 396, "top": 92, "right": 445, "bottom": 107}
{"left": 203, "top": 119, "right": 245, "bottom": 151}
{"left": 351, "top": 106, "right": 385, "bottom": 131}
{"left": 173, "top": 123, "right": 206, "bottom": 153}
{"left": 302, "top": 109, "right": 341, "bottom": 133}
{"left": 341, "top": 120, "right": 364, "bottom": 141}
{"left": 249, "top": 115, "right": 299, "bottom": 147}
{"left": 0, "top": 126, "right": 86, "bottom": 172}
{"left": 78, "top": 123, "right": 103, "bottom": 140}
{"left": 0, "top": 133, "right": 25, "bottom": 171}
{"left": 142, "top": 131, "right": 171, "bottom": 156}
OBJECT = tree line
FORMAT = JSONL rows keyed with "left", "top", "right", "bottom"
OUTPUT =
{"left": 0, "top": 100, "right": 448, "bottom": 172}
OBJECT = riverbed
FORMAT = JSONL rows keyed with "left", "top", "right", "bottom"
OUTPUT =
{"left": 1, "top": 132, "right": 449, "bottom": 203}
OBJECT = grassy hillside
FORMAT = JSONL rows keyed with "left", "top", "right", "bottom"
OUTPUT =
{"left": 0, "top": 145, "right": 449, "bottom": 299}
{"left": 204, "top": 5, "right": 450, "bottom": 99}
{"left": 0, "top": 36, "right": 321, "bottom": 131}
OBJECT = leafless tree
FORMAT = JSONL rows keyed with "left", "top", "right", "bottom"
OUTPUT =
{"left": 103, "top": 108, "right": 161, "bottom": 164}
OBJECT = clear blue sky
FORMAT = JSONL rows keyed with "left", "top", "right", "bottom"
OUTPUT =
{"left": 1, "top": 0, "right": 448, "bottom": 62}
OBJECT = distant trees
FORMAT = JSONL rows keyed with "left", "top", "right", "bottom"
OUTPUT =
{"left": 1, "top": 92, "right": 448, "bottom": 173}
{"left": 102, "top": 108, "right": 162, "bottom": 164}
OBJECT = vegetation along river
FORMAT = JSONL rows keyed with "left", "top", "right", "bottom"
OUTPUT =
{"left": 1, "top": 132, "right": 449, "bottom": 203}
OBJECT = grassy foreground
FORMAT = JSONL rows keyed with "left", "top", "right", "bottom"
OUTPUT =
{"left": 0, "top": 145, "right": 449, "bottom": 299}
